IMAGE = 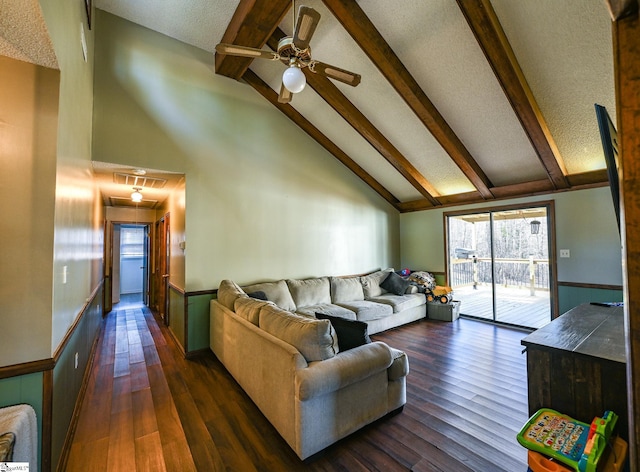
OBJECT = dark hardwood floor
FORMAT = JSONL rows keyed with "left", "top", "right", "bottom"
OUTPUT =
{"left": 65, "top": 300, "right": 531, "bottom": 471}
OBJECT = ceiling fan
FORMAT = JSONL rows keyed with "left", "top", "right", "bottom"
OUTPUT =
{"left": 215, "top": 3, "right": 361, "bottom": 104}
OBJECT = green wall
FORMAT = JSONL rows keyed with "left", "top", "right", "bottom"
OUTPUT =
{"left": 400, "top": 187, "right": 623, "bottom": 313}
{"left": 0, "top": 373, "right": 44, "bottom": 467}
{"left": 558, "top": 285, "right": 623, "bottom": 315}
{"left": 39, "top": 0, "right": 103, "bottom": 356}
{"left": 168, "top": 287, "right": 186, "bottom": 349}
{"left": 51, "top": 288, "right": 103, "bottom": 470}
{"left": 187, "top": 293, "right": 216, "bottom": 352}
{"left": 92, "top": 10, "right": 400, "bottom": 295}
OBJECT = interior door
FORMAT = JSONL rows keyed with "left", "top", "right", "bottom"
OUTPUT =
{"left": 143, "top": 225, "right": 150, "bottom": 306}
{"left": 162, "top": 213, "right": 170, "bottom": 325}
{"left": 154, "top": 214, "right": 170, "bottom": 325}
{"left": 103, "top": 221, "right": 113, "bottom": 314}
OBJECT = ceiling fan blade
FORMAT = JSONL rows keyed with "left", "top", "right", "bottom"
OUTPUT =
{"left": 278, "top": 82, "right": 293, "bottom": 103}
{"left": 309, "top": 61, "right": 361, "bottom": 87}
{"left": 293, "top": 6, "right": 321, "bottom": 51}
{"left": 215, "top": 43, "right": 279, "bottom": 61}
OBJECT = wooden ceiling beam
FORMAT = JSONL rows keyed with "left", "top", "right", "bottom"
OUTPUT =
{"left": 242, "top": 69, "right": 402, "bottom": 209}
{"left": 457, "top": 0, "right": 570, "bottom": 191}
{"left": 214, "top": 0, "right": 291, "bottom": 80}
{"left": 566, "top": 169, "right": 609, "bottom": 187}
{"left": 266, "top": 29, "right": 440, "bottom": 206}
{"left": 305, "top": 71, "right": 440, "bottom": 206}
{"left": 603, "top": 0, "right": 638, "bottom": 20}
{"left": 321, "top": 0, "right": 495, "bottom": 200}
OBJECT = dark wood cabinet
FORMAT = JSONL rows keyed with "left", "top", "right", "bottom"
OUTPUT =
{"left": 521, "top": 303, "right": 628, "bottom": 440}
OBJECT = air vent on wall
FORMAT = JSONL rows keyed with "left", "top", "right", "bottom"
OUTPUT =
{"left": 113, "top": 173, "right": 167, "bottom": 189}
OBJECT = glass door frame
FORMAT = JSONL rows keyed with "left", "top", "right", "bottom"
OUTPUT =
{"left": 443, "top": 200, "right": 559, "bottom": 325}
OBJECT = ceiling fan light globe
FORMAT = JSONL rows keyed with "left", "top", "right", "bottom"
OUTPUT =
{"left": 282, "top": 66, "right": 306, "bottom": 93}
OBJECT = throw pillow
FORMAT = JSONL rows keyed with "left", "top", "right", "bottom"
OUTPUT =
{"left": 247, "top": 290, "right": 268, "bottom": 300}
{"left": 380, "top": 271, "right": 411, "bottom": 296}
{"left": 316, "top": 313, "right": 371, "bottom": 351}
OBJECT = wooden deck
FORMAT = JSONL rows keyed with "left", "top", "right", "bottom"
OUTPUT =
{"left": 452, "top": 285, "right": 551, "bottom": 329}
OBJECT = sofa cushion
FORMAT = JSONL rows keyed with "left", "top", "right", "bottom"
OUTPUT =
{"left": 367, "top": 293, "right": 426, "bottom": 313}
{"left": 360, "top": 269, "right": 394, "bottom": 298}
{"left": 335, "top": 300, "right": 393, "bottom": 321}
{"left": 296, "top": 304, "right": 356, "bottom": 320}
{"left": 234, "top": 296, "right": 274, "bottom": 326}
{"left": 218, "top": 280, "right": 247, "bottom": 311}
{"left": 286, "top": 277, "right": 331, "bottom": 307}
{"left": 330, "top": 277, "right": 365, "bottom": 303}
{"left": 243, "top": 280, "right": 296, "bottom": 311}
{"left": 316, "top": 313, "right": 371, "bottom": 351}
{"left": 380, "top": 272, "right": 411, "bottom": 296}
{"left": 259, "top": 304, "right": 338, "bottom": 362}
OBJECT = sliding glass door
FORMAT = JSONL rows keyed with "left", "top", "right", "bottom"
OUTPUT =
{"left": 446, "top": 205, "right": 552, "bottom": 329}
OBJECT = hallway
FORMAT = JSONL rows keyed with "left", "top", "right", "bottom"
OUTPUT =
{"left": 65, "top": 299, "right": 197, "bottom": 471}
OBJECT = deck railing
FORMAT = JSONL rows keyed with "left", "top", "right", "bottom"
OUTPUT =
{"left": 451, "top": 257, "right": 549, "bottom": 294}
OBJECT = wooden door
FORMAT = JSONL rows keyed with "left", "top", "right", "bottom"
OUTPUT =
{"left": 154, "top": 214, "right": 170, "bottom": 325}
{"left": 103, "top": 221, "right": 113, "bottom": 315}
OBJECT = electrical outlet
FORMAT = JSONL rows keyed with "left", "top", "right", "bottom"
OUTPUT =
{"left": 74, "top": 352, "right": 79, "bottom": 369}
{"left": 560, "top": 249, "right": 570, "bottom": 258}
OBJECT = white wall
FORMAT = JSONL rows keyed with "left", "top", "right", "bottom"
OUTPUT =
{"left": 92, "top": 11, "right": 399, "bottom": 291}
{"left": 400, "top": 187, "right": 622, "bottom": 286}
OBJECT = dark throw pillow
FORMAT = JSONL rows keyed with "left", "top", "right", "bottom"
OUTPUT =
{"left": 380, "top": 271, "right": 411, "bottom": 296}
{"left": 247, "top": 290, "right": 268, "bottom": 301}
{"left": 316, "top": 313, "right": 371, "bottom": 352}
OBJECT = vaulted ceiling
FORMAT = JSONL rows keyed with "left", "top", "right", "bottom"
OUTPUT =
{"left": 190, "top": 0, "right": 617, "bottom": 212}
{"left": 4, "top": 0, "right": 620, "bottom": 212}
{"left": 210, "top": 0, "right": 617, "bottom": 214}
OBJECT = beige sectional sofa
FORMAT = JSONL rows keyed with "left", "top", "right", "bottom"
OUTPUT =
{"left": 241, "top": 268, "right": 427, "bottom": 334}
{"left": 210, "top": 270, "right": 415, "bottom": 460}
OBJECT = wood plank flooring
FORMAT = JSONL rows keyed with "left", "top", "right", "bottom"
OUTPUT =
{"left": 65, "top": 301, "right": 531, "bottom": 471}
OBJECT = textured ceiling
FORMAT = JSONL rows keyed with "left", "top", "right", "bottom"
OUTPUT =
{"left": 0, "top": 0, "right": 58, "bottom": 69}
{"left": 70, "top": 1, "right": 622, "bottom": 209}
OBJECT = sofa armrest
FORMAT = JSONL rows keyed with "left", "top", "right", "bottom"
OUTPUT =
{"left": 387, "top": 346, "right": 409, "bottom": 380}
{"left": 295, "top": 341, "right": 393, "bottom": 401}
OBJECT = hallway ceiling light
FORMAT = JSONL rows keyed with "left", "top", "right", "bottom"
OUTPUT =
{"left": 131, "top": 187, "right": 143, "bottom": 202}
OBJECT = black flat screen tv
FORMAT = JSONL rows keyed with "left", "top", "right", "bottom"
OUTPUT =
{"left": 594, "top": 103, "right": 620, "bottom": 234}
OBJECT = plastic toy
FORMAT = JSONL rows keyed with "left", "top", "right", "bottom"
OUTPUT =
{"left": 517, "top": 408, "right": 620, "bottom": 472}
{"left": 426, "top": 286, "right": 453, "bottom": 304}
